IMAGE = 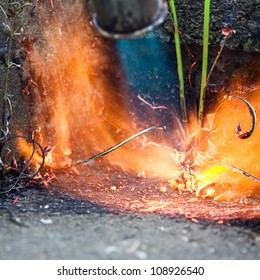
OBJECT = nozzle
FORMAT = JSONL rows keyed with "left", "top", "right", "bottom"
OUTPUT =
{"left": 91, "top": 0, "right": 168, "bottom": 39}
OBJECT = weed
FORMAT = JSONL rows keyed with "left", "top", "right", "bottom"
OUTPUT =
{"left": 0, "top": 2, "right": 32, "bottom": 136}
{"left": 198, "top": 0, "right": 211, "bottom": 130}
{"left": 0, "top": 2, "right": 46, "bottom": 194}
{"left": 168, "top": 0, "right": 187, "bottom": 124}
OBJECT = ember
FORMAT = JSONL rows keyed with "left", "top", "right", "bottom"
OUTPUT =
{"left": 8, "top": 0, "right": 260, "bottom": 219}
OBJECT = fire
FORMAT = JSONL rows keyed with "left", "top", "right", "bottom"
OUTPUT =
{"left": 20, "top": 0, "right": 178, "bottom": 177}
{"left": 18, "top": 0, "right": 260, "bottom": 205}
{"left": 197, "top": 60, "right": 260, "bottom": 200}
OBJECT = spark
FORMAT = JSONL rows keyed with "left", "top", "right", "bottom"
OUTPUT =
{"left": 49, "top": 0, "right": 54, "bottom": 9}
{"left": 137, "top": 95, "right": 168, "bottom": 110}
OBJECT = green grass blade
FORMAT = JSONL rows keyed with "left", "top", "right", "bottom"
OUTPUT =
{"left": 198, "top": 0, "right": 211, "bottom": 128}
{"left": 168, "top": 0, "right": 187, "bottom": 123}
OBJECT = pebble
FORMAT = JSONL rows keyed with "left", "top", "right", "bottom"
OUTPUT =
{"left": 110, "top": 186, "right": 117, "bottom": 191}
{"left": 4, "top": 245, "right": 11, "bottom": 252}
{"left": 181, "top": 235, "right": 189, "bottom": 242}
{"left": 135, "top": 250, "right": 147, "bottom": 260}
{"left": 160, "top": 226, "right": 166, "bottom": 232}
{"left": 105, "top": 245, "right": 118, "bottom": 255}
{"left": 208, "top": 247, "right": 216, "bottom": 254}
{"left": 241, "top": 248, "right": 248, "bottom": 254}
{"left": 40, "top": 218, "right": 53, "bottom": 225}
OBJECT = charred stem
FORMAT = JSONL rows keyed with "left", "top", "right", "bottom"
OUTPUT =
{"left": 0, "top": 136, "right": 45, "bottom": 195}
{"left": 217, "top": 162, "right": 260, "bottom": 183}
{"left": 233, "top": 96, "right": 257, "bottom": 139}
{"left": 75, "top": 126, "right": 166, "bottom": 166}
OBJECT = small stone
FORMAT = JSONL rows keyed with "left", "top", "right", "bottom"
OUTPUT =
{"left": 44, "top": 205, "right": 49, "bottom": 209}
{"left": 40, "top": 218, "right": 53, "bottom": 225}
{"left": 160, "top": 226, "right": 166, "bottom": 232}
{"left": 4, "top": 245, "right": 11, "bottom": 252}
{"left": 241, "top": 248, "right": 248, "bottom": 254}
{"left": 208, "top": 247, "right": 216, "bottom": 254}
{"left": 110, "top": 186, "right": 117, "bottom": 191}
{"left": 105, "top": 246, "right": 118, "bottom": 255}
{"left": 159, "top": 186, "right": 167, "bottom": 193}
{"left": 135, "top": 250, "right": 147, "bottom": 260}
{"left": 181, "top": 235, "right": 189, "bottom": 242}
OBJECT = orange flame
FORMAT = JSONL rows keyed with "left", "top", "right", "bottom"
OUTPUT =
{"left": 21, "top": 0, "right": 177, "bottom": 178}
{"left": 198, "top": 60, "right": 260, "bottom": 200}
{"left": 19, "top": 0, "right": 260, "bottom": 202}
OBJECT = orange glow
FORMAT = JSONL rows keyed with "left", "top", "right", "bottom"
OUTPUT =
{"left": 19, "top": 0, "right": 260, "bottom": 203}
{"left": 197, "top": 60, "right": 260, "bottom": 200}
{"left": 20, "top": 0, "right": 178, "bottom": 178}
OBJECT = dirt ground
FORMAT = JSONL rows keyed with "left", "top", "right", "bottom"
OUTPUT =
{"left": 0, "top": 187, "right": 259, "bottom": 260}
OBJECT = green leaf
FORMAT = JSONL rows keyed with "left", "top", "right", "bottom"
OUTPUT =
{"left": 17, "top": 2, "right": 32, "bottom": 14}
{"left": 198, "top": 0, "right": 211, "bottom": 128}
{"left": 168, "top": 0, "right": 188, "bottom": 123}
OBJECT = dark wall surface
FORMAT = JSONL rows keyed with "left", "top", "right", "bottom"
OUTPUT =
{"left": 163, "top": 0, "right": 259, "bottom": 52}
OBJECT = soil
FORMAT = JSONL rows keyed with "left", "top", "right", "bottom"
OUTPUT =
{"left": 0, "top": 166, "right": 260, "bottom": 260}
{"left": 1, "top": 186, "right": 260, "bottom": 260}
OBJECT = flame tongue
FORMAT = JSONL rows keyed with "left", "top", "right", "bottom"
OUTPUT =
{"left": 20, "top": 0, "right": 178, "bottom": 178}
{"left": 197, "top": 60, "right": 260, "bottom": 200}
{"left": 17, "top": 0, "right": 260, "bottom": 203}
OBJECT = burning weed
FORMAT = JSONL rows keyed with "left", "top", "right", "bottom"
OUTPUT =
{"left": 233, "top": 96, "right": 256, "bottom": 139}
{"left": 74, "top": 126, "right": 166, "bottom": 167}
{"left": 0, "top": 135, "right": 45, "bottom": 194}
{"left": 0, "top": 0, "right": 259, "bottom": 215}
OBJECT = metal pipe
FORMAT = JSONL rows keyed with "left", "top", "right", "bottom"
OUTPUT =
{"left": 91, "top": 0, "right": 168, "bottom": 39}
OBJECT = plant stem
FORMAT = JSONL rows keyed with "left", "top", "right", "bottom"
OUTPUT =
{"left": 75, "top": 126, "right": 165, "bottom": 166}
{"left": 2, "top": 33, "right": 13, "bottom": 135}
{"left": 198, "top": 0, "right": 211, "bottom": 129}
{"left": 168, "top": 0, "right": 187, "bottom": 123}
{"left": 206, "top": 34, "right": 229, "bottom": 84}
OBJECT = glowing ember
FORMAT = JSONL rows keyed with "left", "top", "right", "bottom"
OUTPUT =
{"left": 17, "top": 0, "right": 260, "bottom": 210}
{"left": 55, "top": 165, "right": 260, "bottom": 221}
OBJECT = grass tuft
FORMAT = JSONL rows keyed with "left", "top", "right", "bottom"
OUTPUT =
{"left": 168, "top": 0, "right": 188, "bottom": 124}
{"left": 198, "top": 0, "right": 211, "bottom": 129}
